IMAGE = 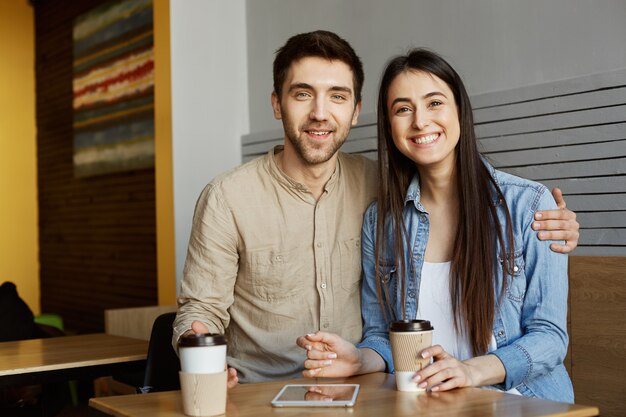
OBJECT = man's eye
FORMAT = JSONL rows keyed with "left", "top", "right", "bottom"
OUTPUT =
{"left": 331, "top": 94, "right": 346, "bottom": 101}
{"left": 295, "top": 92, "right": 311, "bottom": 98}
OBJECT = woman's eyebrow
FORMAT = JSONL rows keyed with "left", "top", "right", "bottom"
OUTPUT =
{"left": 423, "top": 91, "right": 447, "bottom": 99}
{"left": 390, "top": 91, "right": 447, "bottom": 107}
{"left": 390, "top": 97, "right": 411, "bottom": 107}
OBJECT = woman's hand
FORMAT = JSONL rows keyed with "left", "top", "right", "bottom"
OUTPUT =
{"left": 295, "top": 332, "right": 362, "bottom": 378}
{"left": 412, "top": 345, "right": 505, "bottom": 392}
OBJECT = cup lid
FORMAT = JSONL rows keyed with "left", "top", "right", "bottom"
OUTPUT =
{"left": 389, "top": 319, "right": 434, "bottom": 332}
{"left": 178, "top": 333, "right": 227, "bottom": 347}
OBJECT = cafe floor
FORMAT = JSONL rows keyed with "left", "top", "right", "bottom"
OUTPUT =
{"left": 56, "top": 404, "right": 89, "bottom": 417}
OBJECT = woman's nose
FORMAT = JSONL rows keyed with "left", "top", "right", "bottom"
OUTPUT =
{"left": 412, "top": 110, "right": 429, "bottom": 130}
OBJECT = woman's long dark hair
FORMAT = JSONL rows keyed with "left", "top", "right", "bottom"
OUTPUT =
{"left": 375, "top": 49, "right": 515, "bottom": 355}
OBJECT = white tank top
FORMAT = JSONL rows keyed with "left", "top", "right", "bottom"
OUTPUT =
{"left": 417, "top": 261, "right": 521, "bottom": 395}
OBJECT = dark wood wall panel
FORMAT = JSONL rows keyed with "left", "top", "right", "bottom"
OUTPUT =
{"left": 568, "top": 257, "right": 626, "bottom": 417}
{"left": 35, "top": 0, "right": 157, "bottom": 333}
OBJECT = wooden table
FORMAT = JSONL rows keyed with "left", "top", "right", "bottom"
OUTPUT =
{"left": 89, "top": 372, "right": 599, "bottom": 417}
{"left": 0, "top": 333, "right": 148, "bottom": 387}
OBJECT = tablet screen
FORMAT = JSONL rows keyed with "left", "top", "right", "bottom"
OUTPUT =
{"left": 271, "top": 384, "right": 360, "bottom": 407}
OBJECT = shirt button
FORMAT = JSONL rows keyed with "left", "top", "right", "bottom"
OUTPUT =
{"left": 316, "top": 242, "right": 322, "bottom": 248}
{"left": 321, "top": 283, "right": 327, "bottom": 289}
{"left": 497, "top": 330, "right": 505, "bottom": 337}
{"left": 408, "top": 291, "right": 416, "bottom": 298}
{"left": 323, "top": 323, "right": 329, "bottom": 328}
{"left": 513, "top": 265, "right": 519, "bottom": 272}
{"left": 275, "top": 255, "right": 282, "bottom": 261}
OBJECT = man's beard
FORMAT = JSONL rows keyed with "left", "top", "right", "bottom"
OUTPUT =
{"left": 283, "top": 120, "right": 349, "bottom": 165}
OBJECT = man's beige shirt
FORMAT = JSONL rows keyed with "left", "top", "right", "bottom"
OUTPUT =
{"left": 173, "top": 147, "right": 377, "bottom": 383}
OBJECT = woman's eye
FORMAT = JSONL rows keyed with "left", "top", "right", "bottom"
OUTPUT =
{"left": 395, "top": 106, "right": 411, "bottom": 114}
{"left": 429, "top": 100, "right": 443, "bottom": 108}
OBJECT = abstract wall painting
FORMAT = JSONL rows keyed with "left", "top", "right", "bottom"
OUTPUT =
{"left": 73, "top": 0, "right": 154, "bottom": 177}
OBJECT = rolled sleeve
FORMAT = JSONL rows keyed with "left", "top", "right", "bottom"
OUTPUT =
{"left": 358, "top": 203, "right": 394, "bottom": 373}
{"left": 172, "top": 183, "right": 239, "bottom": 351}
{"left": 356, "top": 336, "right": 394, "bottom": 373}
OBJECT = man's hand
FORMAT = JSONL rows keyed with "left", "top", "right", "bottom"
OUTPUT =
{"left": 181, "top": 320, "right": 210, "bottom": 338}
{"left": 227, "top": 367, "right": 238, "bottom": 389}
{"left": 532, "top": 187, "right": 579, "bottom": 253}
{"left": 296, "top": 332, "right": 361, "bottom": 378}
{"left": 182, "top": 321, "right": 239, "bottom": 389}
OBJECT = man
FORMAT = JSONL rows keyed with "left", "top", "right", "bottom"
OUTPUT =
{"left": 173, "top": 30, "right": 579, "bottom": 385}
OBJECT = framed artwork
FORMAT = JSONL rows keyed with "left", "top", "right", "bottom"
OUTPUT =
{"left": 72, "top": 0, "right": 154, "bottom": 177}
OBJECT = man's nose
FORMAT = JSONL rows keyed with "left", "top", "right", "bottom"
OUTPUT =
{"left": 310, "top": 97, "right": 328, "bottom": 121}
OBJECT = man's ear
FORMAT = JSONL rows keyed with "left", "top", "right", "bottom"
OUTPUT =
{"left": 351, "top": 100, "right": 362, "bottom": 126}
{"left": 271, "top": 91, "right": 282, "bottom": 120}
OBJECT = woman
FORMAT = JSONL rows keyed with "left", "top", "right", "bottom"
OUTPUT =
{"left": 297, "top": 49, "right": 573, "bottom": 402}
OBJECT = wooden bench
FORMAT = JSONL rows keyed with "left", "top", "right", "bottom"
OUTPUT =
{"left": 95, "top": 305, "right": 177, "bottom": 395}
{"left": 473, "top": 69, "right": 626, "bottom": 417}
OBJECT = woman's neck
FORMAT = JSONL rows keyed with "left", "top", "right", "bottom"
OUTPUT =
{"left": 417, "top": 162, "right": 458, "bottom": 208}
{"left": 417, "top": 161, "right": 459, "bottom": 263}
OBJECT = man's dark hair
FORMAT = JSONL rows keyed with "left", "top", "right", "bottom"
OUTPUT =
{"left": 273, "top": 30, "right": 364, "bottom": 104}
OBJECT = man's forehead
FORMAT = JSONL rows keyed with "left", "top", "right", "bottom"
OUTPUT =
{"left": 285, "top": 56, "right": 355, "bottom": 90}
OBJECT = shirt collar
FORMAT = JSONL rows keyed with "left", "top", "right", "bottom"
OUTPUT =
{"left": 267, "top": 145, "right": 341, "bottom": 198}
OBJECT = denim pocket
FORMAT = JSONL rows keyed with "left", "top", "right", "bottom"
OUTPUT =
{"left": 500, "top": 250, "right": 526, "bottom": 303}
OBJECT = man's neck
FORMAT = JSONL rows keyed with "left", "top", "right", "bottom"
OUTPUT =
{"left": 276, "top": 148, "right": 338, "bottom": 201}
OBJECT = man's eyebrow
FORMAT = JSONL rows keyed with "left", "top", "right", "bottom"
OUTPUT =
{"left": 288, "top": 82, "right": 314, "bottom": 92}
{"left": 390, "top": 91, "right": 447, "bottom": 106}
{"left": 329, "top": 86, "right": 353, "bottom": 95}
{"left": 287, "top": 83, "right": 353, "bottom": 95}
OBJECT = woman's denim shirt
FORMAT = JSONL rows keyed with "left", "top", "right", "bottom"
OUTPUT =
{"left": 356, "top": 162, "right": 573, "bottom": 403}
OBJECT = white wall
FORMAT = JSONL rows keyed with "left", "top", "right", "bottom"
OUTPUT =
{"left": 170, "top": 0, "right": 248, "bottom": 288}
{"left": 170, "top": 0, "right": 626, "bottom": 288}
{"left": 246, "top": 0, "right": 626, "bottom": 132}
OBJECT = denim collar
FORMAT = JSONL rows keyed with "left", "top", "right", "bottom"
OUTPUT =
{"left": 403, "top": 157, "right": 501, "bottom": 210}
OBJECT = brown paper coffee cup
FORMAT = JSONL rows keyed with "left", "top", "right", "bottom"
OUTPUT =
{"left": 390, "top": 330, "right": 433, "bottom": 371}
{"left": 389, "top": 320, "right": 434, "bottom": 391}
{"left": 179, "top": 371, "right": 227, "bottom": 416}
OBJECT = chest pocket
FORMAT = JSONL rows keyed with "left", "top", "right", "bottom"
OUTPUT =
{"left": 500, "top": 250, "right": 526, "bottom": 303}
{"left": 247, "top": 246, "right": 307, "bottom": 302}
{"left": 339, "top": 238, "right": 362, "bottom": 292}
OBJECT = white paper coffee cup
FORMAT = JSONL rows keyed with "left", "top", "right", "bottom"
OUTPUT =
{"left": 178, "top": 333, "right": 227, "bottom": 374}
